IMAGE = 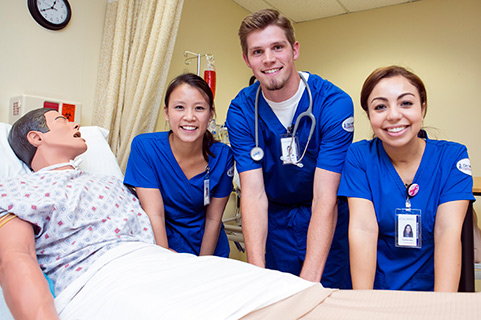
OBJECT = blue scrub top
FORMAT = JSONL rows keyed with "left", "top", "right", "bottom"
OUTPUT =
{"left": 124, "top": 132, "right": 234, "bottom": 257}
{"left": 227, "top": 72, "right": 354, "bottom": 205}
{"left": 226, "top": 73, "right": 354, "bottom": 287}
{"left": 338, "top": 138, "right": 475, "bottom": 290}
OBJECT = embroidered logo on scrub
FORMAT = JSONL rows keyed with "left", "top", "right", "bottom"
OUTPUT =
{"left": 342, "top": 117, "right": 354, "bottom": 132}
{"left": 456, "top": 158, "right": 472, "bottom": 176}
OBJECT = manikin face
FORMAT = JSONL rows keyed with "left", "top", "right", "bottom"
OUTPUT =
{"left": 164, "top": 83, "right": 213, "bottom": 145}
{"left": 367, "top": 75, "right": 426, "bottom": 151}
{"left": 40, "top": 110, "right": 87, "bottom": 158}
{"left": 243, "top": 25, "right": 299, "bottom": 98}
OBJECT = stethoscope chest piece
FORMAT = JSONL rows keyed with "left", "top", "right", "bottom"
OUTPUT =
{"left": 250, "top": 146, "right": 264, "bottom": 162}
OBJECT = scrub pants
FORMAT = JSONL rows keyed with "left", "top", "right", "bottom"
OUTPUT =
{"left": 265, "top": 200, "right": 351, "bottom": 289}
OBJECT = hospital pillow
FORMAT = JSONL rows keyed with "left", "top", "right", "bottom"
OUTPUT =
{"left": 0, "top": 122, "right": 31, "bottom": 177}
{"left": 0, "top": 122, "right": 123, "bottom": 180}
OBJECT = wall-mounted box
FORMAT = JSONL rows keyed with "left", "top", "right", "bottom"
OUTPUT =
{"left": 9, "top": 94, "right": 82, "bottom": 124}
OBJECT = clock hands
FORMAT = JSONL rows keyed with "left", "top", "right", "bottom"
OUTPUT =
{"left": 40, "top": 0, "right": 58, "bottom": 12}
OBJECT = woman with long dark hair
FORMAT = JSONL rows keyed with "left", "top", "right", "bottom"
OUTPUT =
{"left": 124, "top": 73, "right": 233, "bottom": 257}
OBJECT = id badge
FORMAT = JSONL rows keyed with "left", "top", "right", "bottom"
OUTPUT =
{"left": 203, "top": 178, "right": 210, "bottom": 206}
{"left": 280, "top": 134, "right": 300, "bottom": 165}
{"left": 395, "top": 208, "right": 421, "bottom": 248}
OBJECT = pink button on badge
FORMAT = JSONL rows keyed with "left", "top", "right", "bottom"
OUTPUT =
{"left": 408, "top": 183, "right": 419, "bottom": 197}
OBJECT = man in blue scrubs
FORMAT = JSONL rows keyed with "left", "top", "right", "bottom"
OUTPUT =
{"left": 226, "top": 9, "right": 354, "bottom": 287}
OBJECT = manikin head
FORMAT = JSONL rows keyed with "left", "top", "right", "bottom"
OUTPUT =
{"left": 8, "top": 108, "right": 86, "bottom": 172}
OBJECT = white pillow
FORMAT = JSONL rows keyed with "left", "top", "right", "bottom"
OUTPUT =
{"left": 0, "top": 123, "right": 123, "bottom": 180}
{"left": 0, "top": 123, "right": 31, "bottom": 177}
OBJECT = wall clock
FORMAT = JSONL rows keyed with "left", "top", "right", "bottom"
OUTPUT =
{"left": 27, "top": 0, "right": 72, "bottom": 31}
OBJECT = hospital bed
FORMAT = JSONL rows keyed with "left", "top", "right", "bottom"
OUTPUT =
{"left": 0, "top": 122, "right": 480, "bottom": 319}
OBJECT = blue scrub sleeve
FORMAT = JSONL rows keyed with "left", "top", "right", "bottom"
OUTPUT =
{"left": 212, "top": 146, "right": 234, "bottom": 199}
{"left": 316, "top": 93, "right": 354, "bottom": 174}
{"left": 439, "top": 144, "right": 475, "bottom": 204}
{"left": 338, "top": 142, "right": 372, "bottom": 201}
{"left": 124, "top": 135, "right": 160, "bottom": 189}
{"left": 226, "top": 90, "right": 263, "bottom": 174}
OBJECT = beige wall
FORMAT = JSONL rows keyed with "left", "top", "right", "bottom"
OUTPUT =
{"left": 168, "top": 0, "right": 481, "bottom": 218}
{"left": 0, "top": 0, "right": 108, "bottom": 125}
{"left": 296, "top": 0, "right": 481, "bottom": 172}
{"left": 1, "top": 0, "right": 479, "bottom": 232}
{"left": 156, "top": 0, "right": 252, "bottom": 131}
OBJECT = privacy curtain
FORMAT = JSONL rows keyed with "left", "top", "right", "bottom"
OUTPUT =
{"left": 93, "top": 0, "right": 184, "bottom": 171}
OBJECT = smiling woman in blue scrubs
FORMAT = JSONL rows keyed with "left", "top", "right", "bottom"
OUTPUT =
{"left": 338, "top": 66, "right": 474, "bottom": 291}
{"left": 124, "top": 73, "right": 234, "bottom": 257}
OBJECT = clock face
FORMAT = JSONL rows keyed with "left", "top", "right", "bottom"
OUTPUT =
{"left": 37, "top": 0, "right": 69, "bottom": 25}
{"left": 28, "top": 0, "right": 71, "bottom": 30}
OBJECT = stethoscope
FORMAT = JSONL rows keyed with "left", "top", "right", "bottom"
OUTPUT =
{"left": 250, "top": 72, "right": 315, "bottom": 168}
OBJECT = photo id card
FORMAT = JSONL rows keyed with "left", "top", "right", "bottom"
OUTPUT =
{"left": 203, "top": 178, "right": 210, "bottom": 206}
{"left": 395, "top": 208, "right": 421, "bottom": 248}
{"left": 280, "top": 134, "right": 300, "bottom": 165}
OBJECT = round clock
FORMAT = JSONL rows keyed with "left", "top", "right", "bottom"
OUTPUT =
{"left": 27, "top": 0, "right": 72, "bottom": 31}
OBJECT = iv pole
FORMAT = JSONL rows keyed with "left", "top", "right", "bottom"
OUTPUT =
{"left": 183, "top": 51, "right": 205, "bottom": 76}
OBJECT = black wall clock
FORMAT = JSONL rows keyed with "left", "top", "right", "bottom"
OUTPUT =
{"left": 28, "top": 0, "right": 72, "bottom": 31}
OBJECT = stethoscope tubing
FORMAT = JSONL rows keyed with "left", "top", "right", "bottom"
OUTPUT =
{"left": 251, "top": 72, "right": 314, "bottom": 164}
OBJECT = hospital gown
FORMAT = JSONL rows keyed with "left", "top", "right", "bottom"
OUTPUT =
{"left": 0, "top": 169, "right": 155, "bottom": 294}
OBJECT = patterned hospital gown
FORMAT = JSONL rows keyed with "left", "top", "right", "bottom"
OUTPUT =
{"left": 0, "top": 169, "right": 155, "bottom": 294}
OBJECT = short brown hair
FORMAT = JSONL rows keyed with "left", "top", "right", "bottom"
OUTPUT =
{"left": 360, "top": 66, "right": 427, "bottom": 116}
{"left": 238, "top": 9, "right": 295, "bottom": 56}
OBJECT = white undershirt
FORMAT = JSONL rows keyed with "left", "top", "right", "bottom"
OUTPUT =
{"left": 263, "top": 72, "right": 309, "bottom": 131}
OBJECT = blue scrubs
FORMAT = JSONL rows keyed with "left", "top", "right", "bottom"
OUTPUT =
{"left": 338, "top": 138, "right": 475, "bottom": 291}
{"left": 226, "top": 73, "right": 354, "bottom": 288}
{"left": 124, "top": 132, "right": 234, "bottom": 257}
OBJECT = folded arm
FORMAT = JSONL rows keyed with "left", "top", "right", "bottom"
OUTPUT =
{"left": 0, "top": 216, "right": 58, "bottom": 320}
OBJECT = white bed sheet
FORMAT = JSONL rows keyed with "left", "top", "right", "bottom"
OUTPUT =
{"left": 56, "top": 242, "right": 316, "bottom": 320}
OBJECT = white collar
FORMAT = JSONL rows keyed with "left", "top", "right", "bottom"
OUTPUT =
{"left": 37, "top": 159, "right": 82, "bottom": 172}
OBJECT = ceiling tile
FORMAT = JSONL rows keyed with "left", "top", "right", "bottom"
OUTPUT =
{"left": 274, "top": 0, "right": 346, "bottom": 22}
{"left": 340, "top": 0, "right": 413, "bottom": 13}
{"left": 233, "top": 0, "right": 421, "bottom": 23}
{"left": 232, "top": 0, "right": 275, "bottom": 13}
